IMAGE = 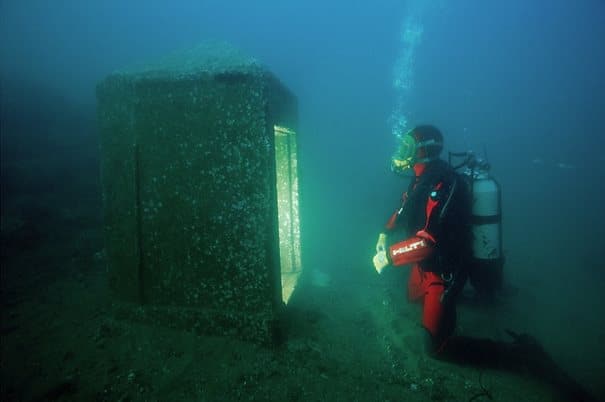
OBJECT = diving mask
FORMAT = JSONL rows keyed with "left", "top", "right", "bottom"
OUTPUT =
{"left": 391, "top": 133, "right": 416, "bottom": 174}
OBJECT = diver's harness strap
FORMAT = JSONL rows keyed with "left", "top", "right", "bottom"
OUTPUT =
{"left": 438, "top": 176, "right": 457, "bottom": 222}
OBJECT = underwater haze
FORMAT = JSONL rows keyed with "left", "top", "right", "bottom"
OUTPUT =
{"left": 2, "top": 0, "right": 605, "bottom": 401}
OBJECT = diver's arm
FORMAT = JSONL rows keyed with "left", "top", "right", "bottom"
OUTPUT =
{"left": 374, "top": 230, "right": 435, "bottom": 273}
{"left": 374, "top": 180, "right": 452, "bottom": 273}
{"left": 387, "top": 180, "right": 453, "bottom": 267}
{"left": 388, "top": 230, "right": 435, "bottom": 266}
{"left": 374, "top": 191, "right": 425, "bottom": 273}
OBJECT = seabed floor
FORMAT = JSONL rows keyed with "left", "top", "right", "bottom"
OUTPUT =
{"left": 2, "top": 234, "right": 602, "bottom": 402}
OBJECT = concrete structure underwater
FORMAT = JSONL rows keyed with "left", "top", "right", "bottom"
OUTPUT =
{"left": 97, "top": 42, "right": 301, "bottom": 342}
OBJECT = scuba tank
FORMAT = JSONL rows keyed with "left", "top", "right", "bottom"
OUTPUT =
{"left": 450, "top": 151, "right": 503, "bottom": 296}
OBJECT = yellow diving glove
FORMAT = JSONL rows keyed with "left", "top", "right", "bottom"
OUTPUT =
{"left": 373, "top": 233, "right": 389, "bottom": 274}
{"left": 375, "top": 233, "right": 387, "bottom": 253}
{"left": 373, "top": 250, "right": 389, "bottom": 274}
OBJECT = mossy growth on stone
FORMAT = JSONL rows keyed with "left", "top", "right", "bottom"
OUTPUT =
{"left": 97, "top": 41, "right": 298, "bottom": 343}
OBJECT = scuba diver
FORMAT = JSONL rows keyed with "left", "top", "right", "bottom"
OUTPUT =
{"left": 372, "top": 124, "right": 471, "bottom": 354}
{"left": 372, "top": 125, "right": 599, "bottom": 401}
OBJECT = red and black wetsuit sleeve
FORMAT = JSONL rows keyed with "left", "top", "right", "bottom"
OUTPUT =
{"left": 388, "top": 178, "right": 457, "bottom": 266}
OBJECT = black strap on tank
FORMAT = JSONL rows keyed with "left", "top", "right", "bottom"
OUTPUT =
{"left": 471, "top": 214, "right": 501, "bottom": 224}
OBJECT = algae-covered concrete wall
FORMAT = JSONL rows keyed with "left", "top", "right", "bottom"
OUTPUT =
{"left": 97, "top": 42, "right": 297, "bottom": 342}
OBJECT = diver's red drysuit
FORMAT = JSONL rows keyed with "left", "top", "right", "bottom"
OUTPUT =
{"left": 384, "top": 159, "right": 471, "bottom": 350}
